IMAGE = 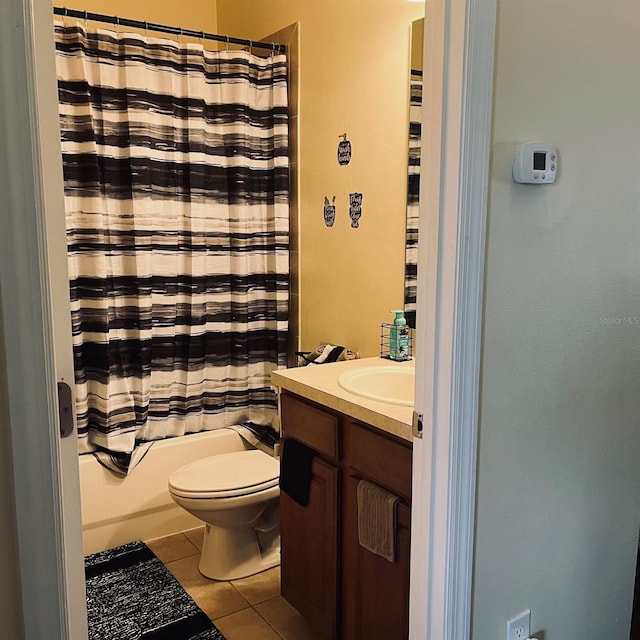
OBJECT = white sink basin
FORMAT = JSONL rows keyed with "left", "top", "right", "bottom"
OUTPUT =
{"left": 337, "top": 365, "right": 415, "bottom": 406}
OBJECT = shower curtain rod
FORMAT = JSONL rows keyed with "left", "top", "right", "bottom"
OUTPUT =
{"left": 53, "top": 7, "right": 286, "bottom": 53}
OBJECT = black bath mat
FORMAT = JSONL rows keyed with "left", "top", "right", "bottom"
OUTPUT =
{"left": 85, "top": 541, "right": 226, "bottom": 640}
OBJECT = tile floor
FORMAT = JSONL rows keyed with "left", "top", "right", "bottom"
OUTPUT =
{"left": 145, "top": 527, "right": 321, "bottom": 640}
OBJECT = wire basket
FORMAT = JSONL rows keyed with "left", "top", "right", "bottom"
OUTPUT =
{"left": 380, "top": 323, "right": 413, "bottom": 361}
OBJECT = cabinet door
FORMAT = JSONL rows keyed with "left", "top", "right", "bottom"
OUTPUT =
{"left": 281, "top": 454, "right": 339, "bottom": 640}
{"left": 342, "top": 471, "right": 411, "bottom": 640}
{"left": 280, "top": 392, "right": 339, "bottom": 459}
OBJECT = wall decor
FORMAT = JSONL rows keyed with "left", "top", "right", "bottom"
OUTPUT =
{"left": 337, "top": 133, "right": 352, "bottom": 166}
{"left": 323, "top": 196, "right": 336, "bottom": 227}
{"left": 349, "top": 192, "right": 363, "bottom": 228}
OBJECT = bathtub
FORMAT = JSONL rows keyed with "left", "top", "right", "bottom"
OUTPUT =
{"left": 79, "top": 429, "right": 252, "bottom": 555}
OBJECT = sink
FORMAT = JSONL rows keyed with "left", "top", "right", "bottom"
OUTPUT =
{"left": 337, "top": 365, "right": 415, "bottom": 406}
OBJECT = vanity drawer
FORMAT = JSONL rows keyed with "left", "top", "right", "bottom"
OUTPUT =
{"left": 280, "top": 392, "right": 339, "bottom": 460}
{"left": 343, "top": 419, "right": 412, "bottom": 501}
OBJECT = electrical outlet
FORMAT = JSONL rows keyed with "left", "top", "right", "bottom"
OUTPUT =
{"left": 506, "top": 609, "right": 530, "bottom": 640}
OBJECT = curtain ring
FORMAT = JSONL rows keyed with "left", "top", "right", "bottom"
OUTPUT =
{"left": 248, "top": 39, "right": 253, "bottom": 55}
{"left": 145, "top": 21, "right": 149, "bottom": 39}
{"left": 200, "top": 30, "right": 205, "bottom": 49}
{"left": 225, "top": 35, "right": 230, "bottom": 52}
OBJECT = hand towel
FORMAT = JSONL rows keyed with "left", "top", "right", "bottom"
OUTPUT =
{"left": 279, "top": 438, "right": 317, "bottom": 507}
{"left": 357, "top": 478, "right": 400, "bottom": 562}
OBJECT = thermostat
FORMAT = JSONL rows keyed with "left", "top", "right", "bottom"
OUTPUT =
{"left": 513, "top": 143, "right": 557, "bottom": 184}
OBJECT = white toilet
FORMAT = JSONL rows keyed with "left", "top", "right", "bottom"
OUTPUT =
{"left": 168, "top": 449, "right": 281, "bottom": 581}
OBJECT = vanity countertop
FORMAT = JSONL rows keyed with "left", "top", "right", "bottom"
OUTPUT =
{"left": 271, "top": 357, "right": 414, "bottom": 443}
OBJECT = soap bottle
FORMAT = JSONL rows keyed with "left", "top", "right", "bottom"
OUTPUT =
{"left": 389, "top": 310, "right": 409, "bottom": 361}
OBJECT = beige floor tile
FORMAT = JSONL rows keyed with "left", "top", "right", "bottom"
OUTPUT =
{"left": 145, "top": 532, "right": 199, "bottom": 564}
{"left": 165, "top": 554, "right": 250, "bottom": 620}
{"left": 183, "top": 525, "right": 205, "bottom": 551}
{"left": 255, "top": 596, "right": 322, "bottom": 640}
{"left": 214, "top": 608, "right": 281, "bottom": 640}
{"left": 231, "top": 567, "right": 281, "bottom": 605}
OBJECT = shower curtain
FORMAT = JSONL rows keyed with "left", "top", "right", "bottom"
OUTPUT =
{"left": 54, "top": 20, "right": 289, "bottom": 473}
{"left": 404, "top": 69, "right": 422, "bottom": 327}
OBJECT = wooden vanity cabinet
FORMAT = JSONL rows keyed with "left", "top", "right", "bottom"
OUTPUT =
{"left": 279, "top": 391, "right": 413, "bottom": 640}
{"left": 280, "top": 456, "right": 339, "bottom": 639}
{"left": 341, "top": 418, "right": 412, "bottom": 640}
{"left": 279, "top": 393, "right": 340, "bottom": 639}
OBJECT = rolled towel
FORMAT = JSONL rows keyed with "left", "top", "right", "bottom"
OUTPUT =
{"left": 279, "top": 438, "right": 317, "bottom": 507}
{"left": 311, "top": 344, "right": 345, "bottom": 364}
{"left": 296, "top": 344, "right": 359, "bottom": 366}
{"left": 357, "top": 478, "right": 400, "bottom": 562}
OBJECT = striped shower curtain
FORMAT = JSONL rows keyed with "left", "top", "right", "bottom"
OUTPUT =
{"left": 404, "top": 69, "right": 422, "bottom": 327}
{"left": 54, "top": 21, "right": 289, "bottom": 472}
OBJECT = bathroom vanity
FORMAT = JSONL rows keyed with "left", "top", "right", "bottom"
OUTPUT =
{"left": 272, "top": 358, "right": 414, "bottom": 640}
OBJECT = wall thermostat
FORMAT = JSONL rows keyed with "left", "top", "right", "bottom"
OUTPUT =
{"left": 513, "top": 143, "right": 558, "bottom": 184}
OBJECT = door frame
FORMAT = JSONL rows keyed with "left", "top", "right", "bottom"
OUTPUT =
{"left": 0, "top": 1, "right": 87, "bottom": 638}
{"left": 2, "top": 0, "right": 497, "bottom": 638}
{"left": 409, "top": 0, "right": 496, "bottom": 637}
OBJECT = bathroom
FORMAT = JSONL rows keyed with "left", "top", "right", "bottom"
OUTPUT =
{"left": 56, "top": 0, "right": 424, "bottom": 553}
{"left": 51, "top": 0, "right": 424, "bottom": 638}
{"left": 4, "top": 0, "right": 640, "bottom": 638}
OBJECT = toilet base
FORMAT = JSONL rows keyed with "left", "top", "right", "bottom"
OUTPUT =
{"left": 198, "top": 522, "right": 281, "bottom": 581}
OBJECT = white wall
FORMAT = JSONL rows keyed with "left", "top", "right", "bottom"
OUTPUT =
{"left": 0, "top": 335, "right": 25, "bottom": 639}
{"left": 1, "top": 0, "right": 36, "bottom": 634}
{"left": 473, "top": 1, "right": 640, "bottom": 638}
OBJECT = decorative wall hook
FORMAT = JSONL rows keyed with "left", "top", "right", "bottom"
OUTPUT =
{"left": 323, "top": 196, "right": 336, "bottom": 227}
{"left": 349, "top": 192, "right": 363, "bottom": 228}
{"left": 337, "top": 133, "right": 352, "bottom": 166}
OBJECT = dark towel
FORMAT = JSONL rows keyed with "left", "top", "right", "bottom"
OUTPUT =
{"left": 279, "top": 438, "right": 317, "bottom": 507}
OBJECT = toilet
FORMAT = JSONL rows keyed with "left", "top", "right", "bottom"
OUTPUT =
{"left": 168, "top": 449, "right": 280, "bottom": 581}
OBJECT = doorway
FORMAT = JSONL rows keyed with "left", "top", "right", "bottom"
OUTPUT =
{"left": 2, "top": 1, "right": 498, "bottom": 639}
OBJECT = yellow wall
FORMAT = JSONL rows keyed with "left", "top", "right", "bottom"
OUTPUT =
{"left": 411, "top": 18, "right": 424, "bottom": 71}
{"left": 52, "top": 0, "right": 218, "bottom": 34}
{"left": 218, "top": 1, "right": 424, "bottom": 356}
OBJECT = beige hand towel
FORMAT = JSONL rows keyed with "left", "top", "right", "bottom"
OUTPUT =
{"left": 357, "top": 478, "right": 400, "bottom": 562}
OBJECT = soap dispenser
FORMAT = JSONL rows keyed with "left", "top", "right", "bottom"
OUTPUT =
{"left": 389, "top": 310, "right": 410, "bottom": 361}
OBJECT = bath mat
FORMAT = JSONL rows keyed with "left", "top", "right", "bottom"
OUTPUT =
{"left": 85, "top": 541, "right": 226, "bottom": 640}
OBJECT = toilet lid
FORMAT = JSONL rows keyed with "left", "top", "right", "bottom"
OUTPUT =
{"left": 169, "top": 450, "right": 279, "bottom": 499}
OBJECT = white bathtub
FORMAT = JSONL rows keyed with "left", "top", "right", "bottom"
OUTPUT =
{"left": 79, "top": 429, "right": 251, "bottom": 555}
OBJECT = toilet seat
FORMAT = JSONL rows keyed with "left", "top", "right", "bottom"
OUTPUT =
{"left": 169, "top": 449, "right": 280, "bottom": 499}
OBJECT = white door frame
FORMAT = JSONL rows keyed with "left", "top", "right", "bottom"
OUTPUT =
{"left": 409, "top": 0, "right": 496, "bottom": 637}
{"left": 0, "top": 1, "right": 87, "bottom": 639}
{"left": 2, "top": 1, "right": 497, "bottom": 638}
